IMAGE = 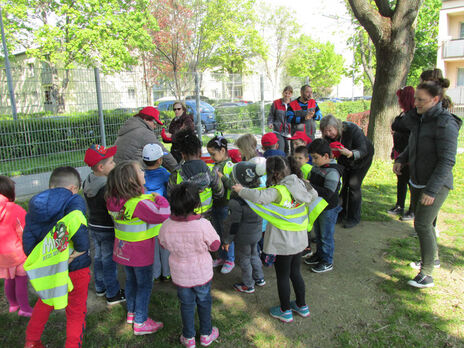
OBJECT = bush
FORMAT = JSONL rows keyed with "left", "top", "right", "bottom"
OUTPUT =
{"left": 318, "top": 100, "right": 370, "bottom": 121}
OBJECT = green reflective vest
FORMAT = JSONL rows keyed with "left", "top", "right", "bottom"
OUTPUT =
{"left": 24, "top": 210, "right": 87, "bottom": 310}
{"left": 301, "top": 163, "right": 312, "bottom": 180}
{"left": 210, "top": 161, "right": 234, "bottom": 200}
{"left": 245, "top": 185, "right": 327, "bottom": 231}
{"left": 111, "top": 194, "right": 162, "bottom": 242}
{"left": 176, "top": 169, "right": 213, "bottom": 214}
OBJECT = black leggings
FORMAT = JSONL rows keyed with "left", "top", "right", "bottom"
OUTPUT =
{"left": 274, "top": 252, "right": 306, "bottom": 311}
{"left": 396, "top": 164, "right": 414, "bottom": 212}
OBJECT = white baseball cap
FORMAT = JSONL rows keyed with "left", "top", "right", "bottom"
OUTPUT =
{"left": 142, "top": 143, "right": 167, "bottom": 161}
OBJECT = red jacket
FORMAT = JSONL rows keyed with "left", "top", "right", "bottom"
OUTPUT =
{"left": 0, "top": 195, "right": 27, "bottom": 268}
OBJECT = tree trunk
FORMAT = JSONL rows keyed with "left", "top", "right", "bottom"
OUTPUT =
{"left": 368, "top": 32, "right": 415, "bottom": 160}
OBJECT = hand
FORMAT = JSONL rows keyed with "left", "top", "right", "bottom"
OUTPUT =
{"left": 151, "top": 192, "right": 160, "bottom": 199}
{"left": 268, "top": 124, "right": 273, "bottom": 129}
{"left": 393, "top": 163, "right": 403, "bottom": 175}
{"left": 216, "top": 169, "right": 223, "bottom": 178}
{"left": 305, "top": 110, "right": 315, "bottom": 120}
{"left": 68, "top": 251, "right": 85, "bottom": 264}
{"left": 232, "top": 184, "right": 244, "bottom": 193}
{"left": 339, "top": 146, "right": 353, "bottom": 158}
{"left": 420, "top": 193, "right": 435, "bottom": 206}
{"left": 222, "top": 244, "right": 229, "bottom": 252}
{"left": 165, "top": 132, "right": 172, "bottom": 138}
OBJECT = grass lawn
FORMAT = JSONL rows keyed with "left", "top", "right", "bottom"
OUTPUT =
{"left": 1, "top": 155, "right": 463, "bottom": 347}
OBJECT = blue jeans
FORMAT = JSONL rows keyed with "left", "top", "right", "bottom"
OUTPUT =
{"left": 314, "top": 206, "right": 342, "bottom": 264}
{"left": 211, "top": 206, "right": 235, "bottom": 262}
{"left": 91, "top": 229, "right": 120, "bottom": 298}
{"left": 177, "top": 281, "right": 212, "bottom": 338}
{"left": 153, "top": 236, "right": 170, "bottom": 278}
{"left": 124, "top": 264, "right": 154, "bottom": 324}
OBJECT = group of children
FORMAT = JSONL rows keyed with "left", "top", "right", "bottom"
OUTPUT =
{"left": 0, "top": 126, "right": 344, "bottom": 348}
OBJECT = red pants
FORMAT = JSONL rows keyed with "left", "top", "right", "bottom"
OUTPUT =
{"left": 26, "top": 267, "right": 91, "bottom": 348}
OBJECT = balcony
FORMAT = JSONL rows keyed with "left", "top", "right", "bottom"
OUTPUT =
{"left": 443, "top": 39, "right": 464, "bottom": 59}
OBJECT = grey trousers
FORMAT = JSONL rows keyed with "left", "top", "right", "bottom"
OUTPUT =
{"left": 235, "top": 242, "right": 264, "bottom": 288}
{"left": 411, "top": 186, "right": 449, "bottom": 276}
{"left": 153, "top": 236, "right": 171, "bottom": 278}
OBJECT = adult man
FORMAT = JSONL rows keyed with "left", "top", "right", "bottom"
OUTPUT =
{"left": 288, "top": 85, "right": 322, "bottom": 140}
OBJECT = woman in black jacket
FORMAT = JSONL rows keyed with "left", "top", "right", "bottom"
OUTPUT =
{"left": 320, "top": 115, "right": 374, "bottom": 228}
{"left": 394, "top": 79, "right": 461, "bottom": 288}
{"left": 388, "top": 86, "right": 415, "bottom": 221}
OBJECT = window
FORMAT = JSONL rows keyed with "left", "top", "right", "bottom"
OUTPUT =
{"left": 457, "top": 68, "right": 464, "bottom": 86}
{"left": 128, "top": 88, "right": 136, "bottom": 99}
{"left": 44, "top": 86, "right": 53, "bottom": 105}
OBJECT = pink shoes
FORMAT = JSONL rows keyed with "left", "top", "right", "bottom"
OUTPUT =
{"left": 9, "top": 305, "right": 19, "bottom": 313}
{"left": 220, "top": 261, "right": 235, "bottom": 274}
{"left": 200, "top": 327, "right": 219, "bottom": 347}
{"left": 133, "top": 318, "right": 163, "bottom": 335}
{"left": 212, "top": 258, "right": 225, "bottom": 268}
{"left": 18, "top": 309, "right": 33, "bottom": 317}
{"left": 180, "top": 335, "right": 196, "bottom": 348}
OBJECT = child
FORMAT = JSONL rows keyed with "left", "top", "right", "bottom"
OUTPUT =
{"left": 223, "top": 161, "right": 265, "bottom": 294}
{"left": 289, "top": 131, "right": 312, "bottom": 152}
{"left": 304, "top": 139, "right": 343, "bottom": 273}
{"left": 83, "top": 144, "right": 125, "bottom": 305}
{"left": 261, "top": 132, "right": 286, "bottom": 158}
{"left": 23, "top": 167, "right": 91, "bottom": 348}
{"left": 232, "top": 156, "right": 319, "bottom": 323}
{"left": 142, "top": 143, "right": 171, "bottom": 281}
{"left": 0, "top": 176, "right": 33, "bottom": 317}
{"left": 106, "top": 161, "right": 170, "bottom": 335}
{"left": 236, "top": 133, "right": 260, "bottom": 161}
{"left": 159, "top": 182, "right": 220, "bottom": 348}
{"left": 167, "top": 129, "right": 223, "bottom": 220}
{"left": 293, "top": 146, "right": 312, "bottom": 180}
{"left": 206, "top": 136, "right": 236, "bottom": 274}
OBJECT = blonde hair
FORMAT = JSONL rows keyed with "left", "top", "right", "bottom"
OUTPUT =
{"left": 105, "top": 160, "right": 143, "bottom": 202}
{"left": 236, "top": 134, "right": 258, "bottom": 161}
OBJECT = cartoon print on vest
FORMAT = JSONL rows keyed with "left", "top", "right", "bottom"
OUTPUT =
{"left": 53, "top": 221, "right": 69, "bottom": 252}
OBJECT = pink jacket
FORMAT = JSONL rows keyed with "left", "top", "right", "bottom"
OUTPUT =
{"left": 159, "top": 214, "right": 220, "bottom": 288}
{"left": 0, "top": 195, "right": 27, "bottom": 268}
{"left": 107, "top": 194, "right": 170, "bottom": 267}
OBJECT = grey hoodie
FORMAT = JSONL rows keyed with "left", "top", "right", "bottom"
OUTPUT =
{"left": 239, "top": 174, "right": 318, "bottom": 255}
{"left": 82, "top": 172, "right": 113, "bottom": 230}
{"left": 114, "top": 116, "right": 178, "bottom": 172}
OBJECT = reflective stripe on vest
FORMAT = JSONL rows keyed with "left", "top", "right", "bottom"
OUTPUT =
{"left": 214, "top": 161, "right": 234, "bottom": 200}
{"left": 306, "top": 197, "right": 328, "bottom": 231}
{"left": 245, "top": 185, "right": 309, "bottom": 231}
{"left": 176, "top": 169, "right": 213, "bottom": 214}
{"left": 301, "top": 164, "right": 312, "bottom": 180}
{"left": 112, "top": 194, "right": 162, "bottom": 242}
{"left": 24, "top": 210, "right": 86, "bottom": 310}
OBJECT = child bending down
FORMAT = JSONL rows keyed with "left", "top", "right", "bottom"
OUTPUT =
{"left": 0, "top": 176, "right": 33, "bottom": 317}
{"left": 232, "top": 156, "right": 319, "bottom": 323}
{"left": 223, "top": 161, "right": 265, "bottom": 294}
{"left": 106, "top": 160, "right": 170, "bottom": 335}
{"left": 159, "top": 182, "right": 220, "bottom": 348}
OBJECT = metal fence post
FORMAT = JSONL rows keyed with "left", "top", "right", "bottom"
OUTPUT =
{"left": 94, "top": 67, "right": 106, "bottom": 146}
{"left": 260, "top": 74, "right": 265, "bottom": 135}
{"left": 0, "top": 7, "right": 17, "bottom": 120}
{"left": 195, "top": 71, "right": 202, "bottom": 138}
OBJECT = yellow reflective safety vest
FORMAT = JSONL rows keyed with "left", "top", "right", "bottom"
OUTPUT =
{"left": 246, "top": 185, "right": 327, "bottom": 231}
{"left": 301, "top": 163, "right": 312, "bottom": 180}
{"left": 176, "top": 169, "right": 213, "bottom": 214}
{"left": 23, "top": 210, "right": 87, "bottom": 310}
{"left": 209, "top": 161, "right": 234, "bottom": 200}
{"left": 111, "top": 194, "right": 162, "bottom": 242}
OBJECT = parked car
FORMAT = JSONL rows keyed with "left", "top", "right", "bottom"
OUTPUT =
{"left": 156, "top": 100, "right": 216, "bottom": 133}
{"left": 216, "top": 102, "right": 244, "bottom": 108}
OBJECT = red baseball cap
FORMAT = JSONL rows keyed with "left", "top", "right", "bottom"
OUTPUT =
{"left": 261, "top": 132, "right": 279, "bottom": 146}
{"left": 289, "top": 131, "right": 312, "bottom": 144}
{"left": 139, "top": 106, "right": 163, "bottom": 125}
{"left": 84, "top": 144, "right": 117, "bottom": 167}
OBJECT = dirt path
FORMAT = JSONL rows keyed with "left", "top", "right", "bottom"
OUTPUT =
{"left": 84, "top": 220, "right": 409, "bottom": 346}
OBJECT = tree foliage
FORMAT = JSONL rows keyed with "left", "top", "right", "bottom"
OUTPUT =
{"left": 285, "top": 34, "right": 345, "bottom": 96}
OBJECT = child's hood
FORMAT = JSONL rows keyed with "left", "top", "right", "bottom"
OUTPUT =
{"left": 106, "top": 196, "right": 127, "bottom": 213}
{"left": 279, "top": 174, "right": 315, "bottom": 204}
{"left": 27, "top": 188, "right": 77, "bottom": 224}
{"left": 0, "top": 194, "right": 10, "bottom": 222}
{"left": 83, "top": 172, "right": 107, "bottom": 198}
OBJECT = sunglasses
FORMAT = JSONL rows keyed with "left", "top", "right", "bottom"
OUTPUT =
{"left": 173, "top": 108, "right": 182, "bottom": 111}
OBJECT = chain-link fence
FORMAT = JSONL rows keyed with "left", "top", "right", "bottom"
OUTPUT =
{"left": 0, "top": 65, "right": 278, "bottom": 197}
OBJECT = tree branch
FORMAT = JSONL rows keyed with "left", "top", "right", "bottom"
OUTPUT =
{"left": 348, "top": 0, "right": 389, "bottom": 44}
{"left": 374, "top": 0, "right": 394, "bottom": 18}
{"left": 392, "top": 0, "right": 422, "bottom": 29}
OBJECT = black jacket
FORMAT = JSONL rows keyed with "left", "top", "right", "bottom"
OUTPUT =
{"left": 324, "top": 121, "right": 374, "bottom": 170}
{"left": 396, "top": 102, "right": 462, "bottom": 197}
{"left": 391, "top": 112, "right": 410, "bottom": 156}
